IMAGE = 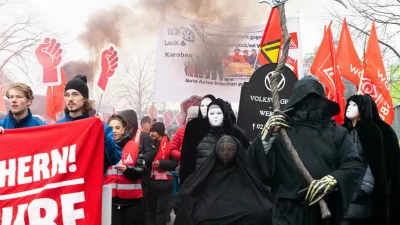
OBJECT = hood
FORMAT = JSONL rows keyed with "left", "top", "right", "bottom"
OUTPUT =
{"left": 285, "top": 76, "right": 340, "bottom": 117}
{"left": 366, "top": 94, "right": 381, "bottom": 122}
{"left": 117, "top": 110, "right": 138, "bottom": 136}
{"left": 207, "top": 98, "right": 233, "bottom": 130}
{"left": 197, "top": 94, "right": 216, "bottom": 119}
{"left": 343, "top": 95, "right": 373, "bottom": 127}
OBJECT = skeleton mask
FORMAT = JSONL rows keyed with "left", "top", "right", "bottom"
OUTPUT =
{"left": 200, "top": 98, "right": 212, "bottom": 118}
{"left": 208, "top": 105, "right": 224, "bottom": 127}
{"left": 216, "top": 135, "right": 237, "bottom": 167}
{"left": 346, "top": 101, "right": 360, "bottom": 119}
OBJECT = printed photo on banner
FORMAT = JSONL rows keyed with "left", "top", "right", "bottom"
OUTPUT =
{"left": 154, "top": 14, "right": 303, "bottom": 103}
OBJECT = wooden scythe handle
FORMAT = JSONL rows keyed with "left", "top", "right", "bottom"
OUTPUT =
{"left": 269, "top": 4, "right": 332, "bottom": 219}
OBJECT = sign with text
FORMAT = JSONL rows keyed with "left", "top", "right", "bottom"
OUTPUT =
{"left": 237, "top": 64, "right": 297, "bottom": 141}
{"left": 0, "top": 118, "right": 104, "bottom": 225}
{"left": 154, "top": 14, "right": 303, "bottom": 103}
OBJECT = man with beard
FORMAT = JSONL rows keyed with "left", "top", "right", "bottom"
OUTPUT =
{"left": 56, "top": 75, "right": 121, "bottom": 170}
{"left": 0, "top": 83, "right": 47, "bottom": 133}
{"left": 247, "top": 76, "right": 364, "bottom": 225}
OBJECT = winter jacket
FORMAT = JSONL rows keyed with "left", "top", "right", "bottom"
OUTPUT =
{"left": 343, "top": 95, "right": 388, "bottom": 225}
{"left": 153, "top": 137, "right": 179, "bottom": 174}
{"left": 195, "top": 130, "right": 220, "bottom": 169}
{"left": 171, "top": 125, "right": 186, "bottom": 161}
{"left": 56, "top": 113, "right": 121, "bottom": 170}
{"left": 0, "top": 110, "right": 47, "bottom": 129}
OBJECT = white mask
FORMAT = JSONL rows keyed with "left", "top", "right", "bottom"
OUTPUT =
{"left": 200, "top": 98, "right": 212, "bottom": 118}
{"left": 208, "top": 106, "right": 224, "bottom": 127}
{"left": 346, "top": 101, "right": 360, "bottom": 119}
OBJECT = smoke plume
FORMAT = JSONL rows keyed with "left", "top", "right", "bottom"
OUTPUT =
{"left": 62, "top": 61, "right": 95, "bottom": 84}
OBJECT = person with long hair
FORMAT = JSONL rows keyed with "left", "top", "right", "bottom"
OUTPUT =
{"left": 105, "top": 115, "right": 148, "bottom": 225}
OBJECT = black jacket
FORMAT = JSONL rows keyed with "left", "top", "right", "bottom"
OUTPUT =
{"left": 343, "top": 95, "right": 388, "bottom": 224}
{"left": 195, "top": 130, "right": 220, "bottom": 169}
{"left": 368, "top": 95, "right": 400, "bottom": 225}
{"left": 153, "top": 137, "right": 179, "bottom": 174}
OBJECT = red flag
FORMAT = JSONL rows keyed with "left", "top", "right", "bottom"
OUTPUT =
{"left": 361, "top": 22, "right": 394, "bottom": 124}
{"left": 258, "top": 8, "right": 282, "bottom": 65}
{"left": 53, "top": 68, "right": 67, "bottom": 112}
{"left": 0, "top": 87, "right": 6, "bottom": 113}
{"left": 337, "top": 18, "right": 363, "bottom": 87}
{"left": 311, "top": 23, "right": 345, "bottom": 124}
{"left": 0, "top": 118, "right": 104, "bottom": 225}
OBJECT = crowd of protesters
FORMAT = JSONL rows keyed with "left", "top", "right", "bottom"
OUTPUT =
{"left": 1, "top": 74, "right": 400, "bottom": 225}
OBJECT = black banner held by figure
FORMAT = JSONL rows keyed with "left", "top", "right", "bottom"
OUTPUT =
{"left": 237, "top": 63, "right": 298, "bottom": 141}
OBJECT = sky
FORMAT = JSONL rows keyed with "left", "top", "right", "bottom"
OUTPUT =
{"left": 1, "top": 0, "right": 389, "bottom": 107}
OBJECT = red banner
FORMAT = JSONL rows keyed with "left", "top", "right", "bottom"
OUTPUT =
{"left": 0, "top": 118, "right": 104, "bottom": 224}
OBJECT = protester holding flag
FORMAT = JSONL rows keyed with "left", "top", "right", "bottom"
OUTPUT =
{"left": 56, "top": 75, "right": 121, "bottom": 169}
{"left": 148, "top": 122, "right": 178, "bottom": 225}
{"left": 0, "top": 83, "right": 47, "bottom": 133}
{"left": 367, "top": 95, "right": 400, "bottom": 225}
{"left": 247, "top": 76, "right": 363, "bottom": 225}
{"left": 342, "top": 95, "right": 388, "bottom": 225}
{"left": 105, "top": 114, "right": 148, "bottom": 225}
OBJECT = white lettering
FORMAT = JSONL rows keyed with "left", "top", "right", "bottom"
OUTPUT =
{"left": 61, "top": 192, "right": 85, "bottom": 224}
{"left": 1, "top": 206, "right": 13, "bottom": 225}
{"left": 33, "top": 153, "right": 50, "bottom": 182}
{"left": 0, "top": 159, "right": 16, "bottom": 188}
{"left": 51, "top": 148, "right": 69, "bottom": 177}
{"left": 18, "top": 156, "right": 32, "bottom": 185}
{"left": 350, "top": 64, "right": 363, "bottom": 78}
{"left": 28, "top": 199, "right": 57, "bottom": 225}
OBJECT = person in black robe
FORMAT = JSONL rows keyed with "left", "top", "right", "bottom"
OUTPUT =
{"left": 247, "top": 76, "right": 364, "bottom": 225}
{"left": 367, "top": 95, "right": 400, "bottom": 225}
{"left": 174, "top": 135, "right": 273, "bottom": 225}
{"left": 341, "top": 95, "right": 388, "bottom": 225}
{"left": 179, "top": 94, "right": 216, "bottom": 185}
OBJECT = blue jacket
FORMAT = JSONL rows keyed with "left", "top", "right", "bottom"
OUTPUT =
{"left": 0, "top": 110, "right": 47, "bottom": 129}
{"left": 56, "top": 113, "right": 122, "bottom": 169}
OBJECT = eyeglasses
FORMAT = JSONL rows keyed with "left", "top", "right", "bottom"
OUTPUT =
{"left": 64, "top": 92, "right": 82, "bottom": 98}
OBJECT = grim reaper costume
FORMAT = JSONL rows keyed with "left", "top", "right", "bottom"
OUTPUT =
{"left": 174, "top": 135, "right": 273, "bottom": 225}
{"left": 247, "top": 76, "right": 364, "bottom": 225}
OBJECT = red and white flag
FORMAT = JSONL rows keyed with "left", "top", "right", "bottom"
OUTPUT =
{"left": 0, "top": 118, "right": 105, "bottom": 224}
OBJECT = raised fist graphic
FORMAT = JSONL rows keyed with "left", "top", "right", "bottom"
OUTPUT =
{"left": 163, "top": 110, "right": 175, "bottom": 127}
{"left": 35, "top": 38, "right": 63, "bottom": 84}
{"left": 98, "top": 46, "right": 119, "bottom": 91}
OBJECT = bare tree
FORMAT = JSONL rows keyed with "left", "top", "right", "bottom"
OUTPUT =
{"left": 0, "top": 0, "right": 43, "bottom": 90}
{"left": 108, "top": 52, "right": 154, "bottom": 118}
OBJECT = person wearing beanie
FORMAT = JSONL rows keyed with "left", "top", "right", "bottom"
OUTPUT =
{"left": 117, "top": 109, "right": 157, "bottom": 223}
{"left": 0, "top": 83, "right": 47, "bottom": 133}
{"left": 148, "top": 122, "right": 178, "bottom": 225}
{"left": 56, "top": 75, "right": 121, "bottom": 170}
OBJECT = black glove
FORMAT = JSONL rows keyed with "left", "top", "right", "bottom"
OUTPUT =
{"left": 136, "top": 158, "right": 146, "bottom": 168}
{"left": 261, "top": 111, "right": 290, "bottom": 141}
{"left": 305, "top": 175, "right": 338, "bottom": 206}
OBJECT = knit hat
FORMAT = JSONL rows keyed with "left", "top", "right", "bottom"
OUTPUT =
{"left": 186, "top": 106, "right": 199, "bottom": 122}
{"left": 150, "top": 122, "right": 165, "bottom": 136}
{"left": 65, "top": 75, "right": 89, "bottom": 99}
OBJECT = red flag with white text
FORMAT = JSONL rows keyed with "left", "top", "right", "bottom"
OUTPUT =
{"left": 0, "top": 118, "right": 104, "bottom": 224}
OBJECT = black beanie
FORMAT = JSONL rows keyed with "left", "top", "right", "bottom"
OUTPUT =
{"left": 65, "top": 75, "right": 89, "bottom": 99}
{"left": 150, "top": 122, "right": 165, "bottom": 136}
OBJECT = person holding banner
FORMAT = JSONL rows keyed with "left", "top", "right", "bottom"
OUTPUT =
{"left": 247, "top": 76, "right": 364, "bottom": 225}
{"left": 56, "top": 75, "right": 121, "bottom": 169}
{"left": 341, "top": 95, "right": 388, "bottom": 225}
{"left": 0, "top": 83, "right": 47, "bottom": 133}
{"left": 368, "top": 95, "right": 400, "bottom": 225}
{"left": 149, "top": 122, "right": 178, "bottom": 225}
{"left": 105, "top": 115, "right": 148, "bottom": 225}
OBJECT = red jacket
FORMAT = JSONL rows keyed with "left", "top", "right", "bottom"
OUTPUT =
{"left": 171, "top": 125, "right": 186, "bottom": 161}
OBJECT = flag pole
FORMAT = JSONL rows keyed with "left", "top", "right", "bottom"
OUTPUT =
{"left": 252, "top": 50, "right": 260, "bottom": 73}
{"left": 96, "top": 93, "right": 103, "bottom": 116}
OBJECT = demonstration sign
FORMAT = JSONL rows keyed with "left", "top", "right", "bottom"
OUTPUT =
{"left": 0, "top": 118, "right": 104, "bottom": 225}
{"left": 237, "top": 64, "right": 297, "bottom": 141}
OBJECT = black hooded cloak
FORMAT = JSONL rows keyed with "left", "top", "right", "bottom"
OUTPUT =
{"left": 174, "top": 135, "right": 273, "bottom": 225}
{"left": 180, "top": 94, "right": 216, "bottom": 184}
{"left": 342, "top": 95, "right": 388, "bottom": 225}
{"left": 367, "top": 95, "right": 400, "bottom": 225}
{"left": 247, "top": 76, "right": 364, "bottom": 225}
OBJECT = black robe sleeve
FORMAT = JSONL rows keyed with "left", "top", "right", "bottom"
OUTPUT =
{"left": 159, "top": 159, "right": 179, "bottom": 171}
{"left": 246, "top": 136, "right": 277, "bottom": 186}
{"left": 329, "top": 127, "right": 364, "bottom": 213}
{"left": 140, "top": 133, "right": 157, "bottom": 170}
